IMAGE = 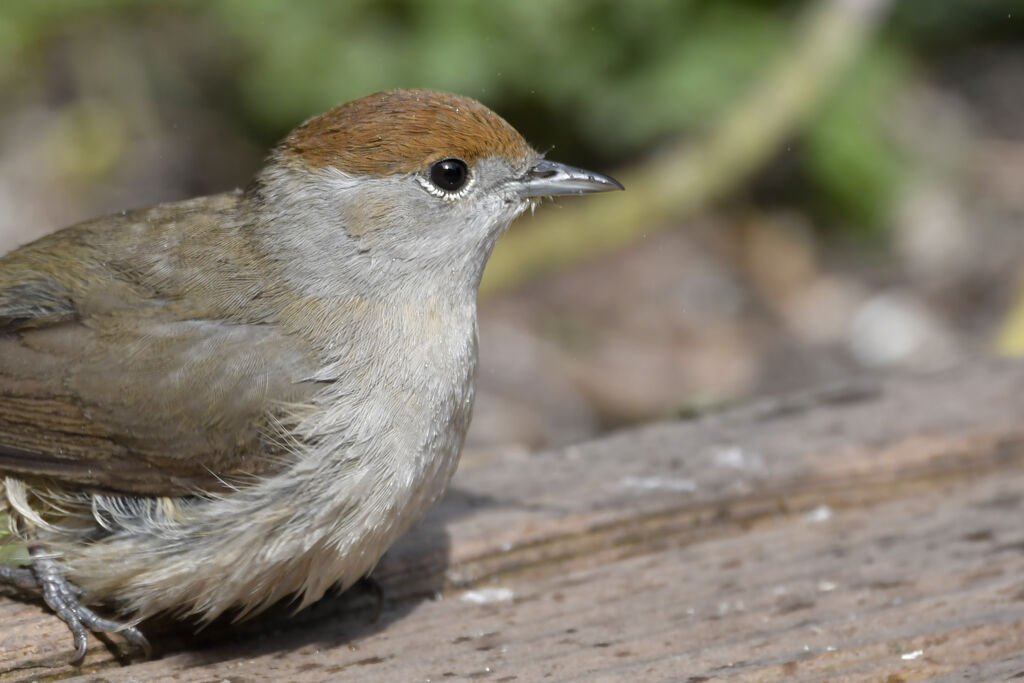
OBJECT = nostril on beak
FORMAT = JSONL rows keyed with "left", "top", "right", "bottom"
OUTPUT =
{"left": 519, "top": 159, "right": 623, "bottom": 198}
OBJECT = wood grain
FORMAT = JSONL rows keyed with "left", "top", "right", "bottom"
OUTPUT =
{"left": 4, "top": 359, "right": 1024, "bottom": 681}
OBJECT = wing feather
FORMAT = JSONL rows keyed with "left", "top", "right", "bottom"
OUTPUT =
{"left": 0, "top": 197, "right": 322, "bottom": 496}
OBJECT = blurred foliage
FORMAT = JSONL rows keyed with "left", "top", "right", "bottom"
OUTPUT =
{"left": 887, "top": 0, "right": 1024, "bottom": 49}
{"left": 997, "top": 273, "right": 1024, "bottom": 357}
{"left": 803, "top": 47, "right": 909, "bottom": 235}
{"left": 0, "top": 0, "right": 1019, "bottom": 236}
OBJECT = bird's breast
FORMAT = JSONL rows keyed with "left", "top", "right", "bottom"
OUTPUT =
{"left": 293, "top": 289, "right": 480, "bottom": 526}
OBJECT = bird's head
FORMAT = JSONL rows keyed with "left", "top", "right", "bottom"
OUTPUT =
{"left": 248, "top": 89, "right": 622, "bottom": 296}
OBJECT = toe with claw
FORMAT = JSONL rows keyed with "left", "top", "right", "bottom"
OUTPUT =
{"left": 0, "top": 547, "right": 154, "bottom": 664}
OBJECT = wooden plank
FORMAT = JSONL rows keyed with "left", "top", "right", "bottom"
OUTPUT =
{"left": 3, "top": 360, "right": 1024, "bottom": 680}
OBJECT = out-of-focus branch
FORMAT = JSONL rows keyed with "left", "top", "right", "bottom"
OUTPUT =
{"left": 481, "top": 0, "right": 894, "bottom": 297}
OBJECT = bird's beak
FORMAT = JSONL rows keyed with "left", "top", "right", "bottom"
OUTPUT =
{"left": 516, "top": 159, "right": 624, "bottom": 198}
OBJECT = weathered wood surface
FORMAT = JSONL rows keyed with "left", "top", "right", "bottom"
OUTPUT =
{"left": 4, "top": 359, "right": 1024, "bottom": 681}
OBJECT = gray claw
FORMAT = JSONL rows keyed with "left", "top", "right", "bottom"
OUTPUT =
{"left": 24, "top": 546, "right": 151, "bottom": 663}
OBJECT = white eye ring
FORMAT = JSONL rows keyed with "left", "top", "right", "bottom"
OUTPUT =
{"left": 418, "top": 174, "right": 475, "bottom": 201}
{"left": 419, "top": 158, "right": 474, "bottom": 201}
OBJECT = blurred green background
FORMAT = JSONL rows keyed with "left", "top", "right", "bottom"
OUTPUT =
{"left": 0, "top": 0, "right": 1022, "bottom": 454}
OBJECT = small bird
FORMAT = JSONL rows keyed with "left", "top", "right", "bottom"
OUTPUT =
{"left": 0, "top": 89, "right": 621, "bottom": 661}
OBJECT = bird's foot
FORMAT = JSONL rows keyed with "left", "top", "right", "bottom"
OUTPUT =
{"left": 0, "top": 562, "right": 39, "bottom": 593}
{"left": 7, "top": 547, "right": 153, "bottom": 664}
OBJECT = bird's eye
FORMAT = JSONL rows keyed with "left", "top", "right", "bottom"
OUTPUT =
{"left": 429, "top": 158, "right": 470, "bottom": 193}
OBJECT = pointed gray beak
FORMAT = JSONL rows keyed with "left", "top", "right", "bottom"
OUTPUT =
{"left": 517, "top": 159, "right": 624, "bottom": 198}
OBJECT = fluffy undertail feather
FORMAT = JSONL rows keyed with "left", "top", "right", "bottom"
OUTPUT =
{"left": 0, "top": 457, "right": 389, "bottom": 625}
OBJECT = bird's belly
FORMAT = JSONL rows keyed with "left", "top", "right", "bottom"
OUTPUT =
{"left": 56, "top": 305, "right": 481, "bottom": 621}
{"left": 268, "top": 353, "right": 478, "bottom": 608}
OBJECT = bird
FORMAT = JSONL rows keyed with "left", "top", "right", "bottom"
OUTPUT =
{"left": 0, "top": 88, "right": 622, "bottom": 662}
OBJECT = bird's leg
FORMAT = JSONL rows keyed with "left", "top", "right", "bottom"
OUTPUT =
{"left": 26, "top": 546, "right": 152, "bottom": 664}
{"left": 0, "top": 562, "right": 40, "bottom": 593}
{"left": 355, "top": 574, "right": 385, "bottom": 623}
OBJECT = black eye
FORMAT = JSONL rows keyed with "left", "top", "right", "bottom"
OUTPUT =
{"left": 429, "top": 158, "right": 469, "bottom": 193}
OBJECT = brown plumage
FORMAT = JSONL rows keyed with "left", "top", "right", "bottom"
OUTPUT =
{"left": 0, "top": 193, "right": 319, "bottom": 495}
{"left": 281, "top": 89, "right": 533, "bottom": 175}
